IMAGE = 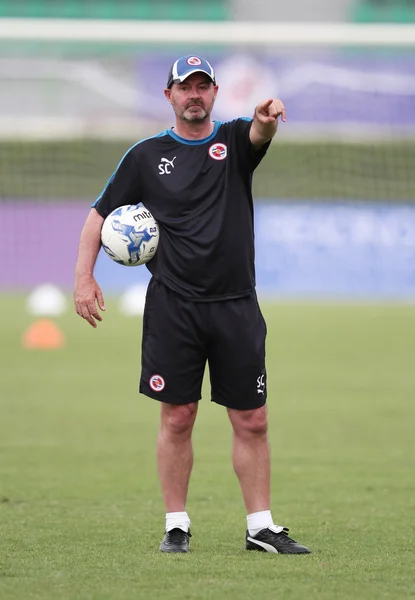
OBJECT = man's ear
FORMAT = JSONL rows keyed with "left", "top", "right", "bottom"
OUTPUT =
{"left": 164, "top": 88, "right": 172, "bottom": 103}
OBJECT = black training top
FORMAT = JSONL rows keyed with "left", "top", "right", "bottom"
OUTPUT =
{"left": 93, "top": 118, "right": 270, "bottom": 301}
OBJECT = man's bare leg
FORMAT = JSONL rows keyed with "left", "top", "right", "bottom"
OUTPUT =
{"left": 227, "top": 405, "right": 270, "bottom": 514}
{"left": 227, "top": 405, "right": 311, "bottom": 554}
{"left": 158, "top": 402, "right": 198, "bottom": 552}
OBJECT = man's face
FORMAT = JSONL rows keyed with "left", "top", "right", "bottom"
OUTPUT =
{"left": 165, "top": 73, "right": 218, "bottom": 122}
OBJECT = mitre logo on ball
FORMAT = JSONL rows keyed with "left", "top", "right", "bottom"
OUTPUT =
{"left": 101, "top": 203, "right": 159, "bottom": 267}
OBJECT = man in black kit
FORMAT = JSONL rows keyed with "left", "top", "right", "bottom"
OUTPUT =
{"left": 74, "top": 55, "right": 311, "bottom": 555}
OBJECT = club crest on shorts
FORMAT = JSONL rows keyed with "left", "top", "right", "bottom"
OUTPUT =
{"left": 186, "top": 56, "right": 202, "bottom": 66}
{"left": 149, "top": 374, "right": 165, "bottom": 392}
{"left": 208, "top": 143, "right": 227, "bottom": 161}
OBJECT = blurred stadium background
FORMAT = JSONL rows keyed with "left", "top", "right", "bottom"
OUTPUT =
{"left": 2, "top": 4, "right": 415, "bottom": 599}
{"left": 1, "top": 0, "right": 415, "bottom": 300}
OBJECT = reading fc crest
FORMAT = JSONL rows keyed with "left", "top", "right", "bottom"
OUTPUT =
{"left": 149, "top": 374, "right": 165, "bottom": 392}
{"left": 208, "top": 143, "right": 227, "bottom": 161}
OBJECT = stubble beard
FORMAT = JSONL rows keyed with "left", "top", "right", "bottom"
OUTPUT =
{"left": 174, "top": 98, "right": 215, "bottom": 123}
{"left": 182, "top": 108, "right": 208, "bottom": 122}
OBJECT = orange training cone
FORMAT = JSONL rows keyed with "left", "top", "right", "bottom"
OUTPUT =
{"left": 22, "top": 319, "right": 65, "bottom": 350}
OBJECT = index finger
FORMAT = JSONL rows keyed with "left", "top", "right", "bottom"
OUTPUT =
{"left": 257, "top": 98, "right": 274, "bottom": 112}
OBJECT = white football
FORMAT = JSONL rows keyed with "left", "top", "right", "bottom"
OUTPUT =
{"left": 101, "top": 203, "right": 159, "bottom": 266}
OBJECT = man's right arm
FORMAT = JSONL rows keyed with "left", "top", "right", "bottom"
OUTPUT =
{"left": 73, "top": 208, "right": 106, "bottom": 328}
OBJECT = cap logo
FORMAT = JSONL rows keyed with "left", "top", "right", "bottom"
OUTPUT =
{"left": 187, "top": 56, "right": 202, "bottom": 66}
{"left": 149, "top": 374, "right": 165, "bottom": 392}
{"left": 208, "top": 143, "right": 227, "bottom": 161}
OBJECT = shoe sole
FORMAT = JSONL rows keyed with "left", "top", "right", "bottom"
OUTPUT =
{"left": 159, "top": 544, "right": 190, "bottom": 553}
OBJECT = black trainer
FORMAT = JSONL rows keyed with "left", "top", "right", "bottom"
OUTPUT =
{"left": 246, "top": 526, "right": 311, "bottom": 554}
{"left": 159, "top": 528, "right": 191, "bottom": 553}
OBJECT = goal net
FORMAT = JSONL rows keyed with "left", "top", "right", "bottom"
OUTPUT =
{"left": 1, "top": 19, "right": 414, "bottom": 292}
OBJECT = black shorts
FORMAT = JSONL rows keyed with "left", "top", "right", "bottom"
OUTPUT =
{"left": 139, "top": 279, "right": 267, "bottom": 410}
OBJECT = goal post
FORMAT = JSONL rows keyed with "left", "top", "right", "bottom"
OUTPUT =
{"left": 1, "top": 19, "right": 414, "bottom": 197}
{"left": 0, "top": 19, "right": 414, "bottom": 293}
{"left": 1, "top": 18, "right": 415, "bottom": 45}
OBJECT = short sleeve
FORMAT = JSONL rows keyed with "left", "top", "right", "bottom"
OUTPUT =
{"left": 231, "top": 118, "right": 272, "bottom": 172}
{"left": 92, "top": 148, "right": 141, "bottom": 219}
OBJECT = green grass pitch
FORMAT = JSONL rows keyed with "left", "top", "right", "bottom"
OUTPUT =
{"left": 1, "top": 295, "right": 415, "bottom": 600}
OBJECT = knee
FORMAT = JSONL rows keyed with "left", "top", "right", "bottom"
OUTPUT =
{"left": 161, "top": 403, "right": 198, "bottom": 437}
{"left": 230, "top": 406, "right": 268, "bottom": 438}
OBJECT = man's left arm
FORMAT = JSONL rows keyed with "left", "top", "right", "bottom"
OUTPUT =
{"left": 249, "top": 98, "right": 286, "bottom": 149}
